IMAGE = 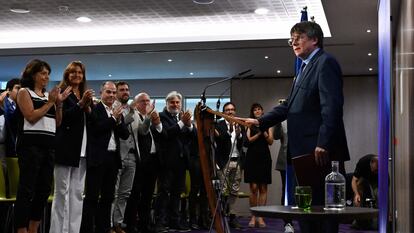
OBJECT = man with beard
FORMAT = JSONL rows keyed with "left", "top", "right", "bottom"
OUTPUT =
{"left": 155, "top": 91, "right": 192, "bottom": 232}
{"left": 111, "top": 81, "right": 140, "bottom": 233}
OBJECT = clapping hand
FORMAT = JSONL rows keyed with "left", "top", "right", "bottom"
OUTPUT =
{"left": 150, "top": 110, "right": 161, "bottom": 125}
{"left": 57, "top": 86, "right": 72, "bottom": 106}
{"left": 80, "top": 89, "right": 95, "bottom": 108}
{"left": 112, "top": 105, "right": 124, "bottom": 122}
{"left": 48, "top": 86, "right": 60, "bottom": 104}
{"left": 181, "top": 110, "right": 192, "bottom": 127}
{"left": 145, "top": 99, "right": 156, "bottom": 116}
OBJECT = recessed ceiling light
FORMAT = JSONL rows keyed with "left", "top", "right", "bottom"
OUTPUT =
{"left": 193, "top": 0, "right": 214, "bottom": 4}
{"left": 366, "top": 29, "right": 371, "bottom": 33}
{"left": 254, "top": 8, "right": 269, "bottom": 15}
{"left": 276, "top": 70, "right": 281, "bottom": 74}
{"left": 264, "top": 56, "right": 269, "bottom": 59}
{"left": 167, "top": 59, "right": 173, "bottom": 62}
{"left": 76, "top": 16, "right": 92, "bottom": 23}
{"left": 368, "top": 53, "right": 372, "bottom": 56}
{"left": 190, "top": 72, "right": 194, "bottom": 76}
{"left": 369, "top": 68, "right": 373, "bottom": 71}
{"left": 58, "top": 5, "right": 69, "bottom": 12}
{"left": 108, "top": 74, "right": 112, "bottom": 77}
{"left": 10, "top": 7, "right": 30, "bottom": 14}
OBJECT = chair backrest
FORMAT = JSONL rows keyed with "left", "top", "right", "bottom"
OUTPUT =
{"left": 5, "top": 157, "right": 19, "bottom": 198}
{"left": 0, "top": 160, "right": 7, "bottom": 199}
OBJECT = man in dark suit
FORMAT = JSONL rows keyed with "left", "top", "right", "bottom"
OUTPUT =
{"left": 155, "top": 91, "right": 193, "bottom": 233}
{"left": 214, "top": 102, "right": 246, "bottom": 229}
{"left": 80, "top": 81, "right": 129, "bottom": 233}
{"left": 124, "top": 92, "right": 163, "bottom": 233}
{"left": 245, "top": 21, "right": 349, "bottom": 233}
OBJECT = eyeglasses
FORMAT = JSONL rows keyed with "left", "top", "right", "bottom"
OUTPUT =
{"left": 287, "top": 34, "right": 306, "bottom": 46}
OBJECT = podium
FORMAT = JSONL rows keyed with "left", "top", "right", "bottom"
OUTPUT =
{"left": 194, "top": 102, "right": 248, "bottom": 233}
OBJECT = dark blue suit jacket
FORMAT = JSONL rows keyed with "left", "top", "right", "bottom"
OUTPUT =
{"left": 86, "top": 102, "right": 129, "bottom": 168}
{"left": 259, "top": 49, "right": 349, "bottom": 162}
{"left": 55, "top": 93, "right": 91, "bottom": 167}
{"left": 159, "top": 109, "right": 193, "bottom": 167}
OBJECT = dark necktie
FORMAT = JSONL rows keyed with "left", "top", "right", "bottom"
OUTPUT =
{"left": 295, "top": 62, "right": 306, "bottom": 85}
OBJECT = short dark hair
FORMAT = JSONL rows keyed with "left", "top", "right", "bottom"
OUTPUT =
{"left": 21, "top": 59, "right": 51, "bottom": 92}
{"left": 116, "top": 81, "right": 129, "bottom": 89}
{"left": 222, "top": 102, "right": 236, "bottom": 112}
{"left": 290, "top": 21, "right": 324, "bottom": 49}
{"left": 59, "top": 61, "right": 87, "bottom": 96}
{"left": 249, "top": 103, "right": 263, "bottom": 118}
{"left": 6, "top": 78, "right": 20, "bottom": 91}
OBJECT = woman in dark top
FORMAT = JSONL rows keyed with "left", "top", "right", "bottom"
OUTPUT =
{"left": 50, "top": 61, "right": 94, "bottom": 233}
{"left": 14, "top": 59, "right": 71, "bottom": 233}
{"left": 244, "top": 103, "right": 273, "bottom": 228}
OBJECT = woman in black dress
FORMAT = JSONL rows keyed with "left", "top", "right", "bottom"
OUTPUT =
{"left": 244, "top": 103, "right": 273, "bottom": 228}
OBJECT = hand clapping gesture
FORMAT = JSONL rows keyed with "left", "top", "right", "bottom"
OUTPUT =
{"left": 112, "top": 105, "right": 124, "bottom": 122}
{"left": 181, "top": 110, "right": 192, "bottom": 127}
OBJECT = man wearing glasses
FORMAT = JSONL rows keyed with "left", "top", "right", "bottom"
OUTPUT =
{"left": 245, "top": 21, "right": 349, "bottom": 233}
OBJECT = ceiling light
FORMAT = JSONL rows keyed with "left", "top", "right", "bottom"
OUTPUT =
{"left": 58, "top": 5, "right": 69, "bottom": 12}
{"left": 366, "top": 29, "right": 371, "bottom": 33}
{"left": 190, "top": 72, "right": 194, "bottom": 75}
{"left": 76, "top": 16, "right": 92, "bottom": 23}
{"left": 193, "top": 0, "right": 214, "bottom": 4}
{"left": 254, "top": 8, "right": 269, "bottom": 15}
{"left": 368, "top": 68, "right": 373, "bottom": 71}
{"left": 264, "top": 56, "right": 269, "bottom": 59}
{"left": 108, "top": 74, "right": 112, "bottom": 77}
{"left": 167, "top": 59, "right": 173, "bottom": 62}
{"left": 276, "top": 70, "right": 281, "bottom": 74}
{"left": 10, "top": 7, "right": 30, "bottom": 14}
{"left": 368, "top": 53, "right": 372, "bottom": 56}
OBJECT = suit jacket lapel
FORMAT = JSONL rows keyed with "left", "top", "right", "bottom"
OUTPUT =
{"left": 288, "top": 50, "right": 323, "bottom": 109}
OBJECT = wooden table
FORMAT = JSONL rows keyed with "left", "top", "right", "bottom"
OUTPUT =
{"left": 251, "top": 205, "right": 378, "bottom": 222}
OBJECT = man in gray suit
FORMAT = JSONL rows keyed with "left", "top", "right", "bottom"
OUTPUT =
{"left": 112, "top": 81, "right": 140, "bottom": 233}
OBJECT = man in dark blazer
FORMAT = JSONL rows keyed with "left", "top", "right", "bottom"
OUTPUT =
{"left": 155, "top": 91, "right": 193, "bottom": 233}
{"left": 80, "top": 81, "right": 129, "bottom": 233}
{"left": 245, "top": 21, "right": 349, "bottom": 233}
{"left": 124, "top": 92, "right": 164, "bottom": 233}
{"left": 214, "top": 102, "right": 246, "bottom": 229}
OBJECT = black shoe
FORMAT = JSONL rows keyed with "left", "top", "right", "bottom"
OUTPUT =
{"left": 189, "top": 222, "right": 199, "bottom": 230}
{"left": 155, "top": 224, "right": 169, "bottom": 233}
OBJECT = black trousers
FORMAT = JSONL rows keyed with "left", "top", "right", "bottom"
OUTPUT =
{"left": 80, "top": 152, "right": 119, "bottom": 233}
{"left": 188, "top": 156, "right": 208, "bottom": 223}
{"left": 14, "top": 145, "right": 54, "bottom": 229}
{"left": 155, "top": 157, "right": 186, "bottom": 226}
{"left": 124, "top": 154, "right": 159, "bottom": 232}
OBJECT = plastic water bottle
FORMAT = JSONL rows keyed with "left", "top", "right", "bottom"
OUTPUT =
{"left": 325, "top": 161, "right": 346, "bottom": 210}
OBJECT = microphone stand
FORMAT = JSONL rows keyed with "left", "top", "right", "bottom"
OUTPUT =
{"left": 201, "top": 69, "right": 252, "bottom": 107}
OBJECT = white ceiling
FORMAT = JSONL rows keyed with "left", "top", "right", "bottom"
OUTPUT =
{"left": 0, "top": 0, "right": 378, "bottom": 81}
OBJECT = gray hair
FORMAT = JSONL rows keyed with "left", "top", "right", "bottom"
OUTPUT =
{"left": 165, "top": 91, "right": 182, "bottom": 103}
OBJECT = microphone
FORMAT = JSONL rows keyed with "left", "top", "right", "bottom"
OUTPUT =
{"left": 216, "top": 73, "right": 254, "bottom": 112}
{"left": 201, "top": 69, "right": 252, "bottom": 106}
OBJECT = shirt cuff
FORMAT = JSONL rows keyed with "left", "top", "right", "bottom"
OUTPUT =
{"left": 155, "top": 123, "right": 163, "bottom": 132}
{"left": 178, "top": 120, "right": 184, "bottom": 129}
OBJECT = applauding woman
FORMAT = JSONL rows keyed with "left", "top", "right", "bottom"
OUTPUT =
{"left": 14, "top": 59, "right": 71, "bottom": 233}
{"left": 244, "top": 103, "right": 273, "bottom": 228}
{"left": 50, "top": 61, "right": 94, "bottom": 233}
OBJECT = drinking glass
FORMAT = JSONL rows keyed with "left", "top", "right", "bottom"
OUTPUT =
{"left": 295, "top": 186, "right": 312, "bottom": 211}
